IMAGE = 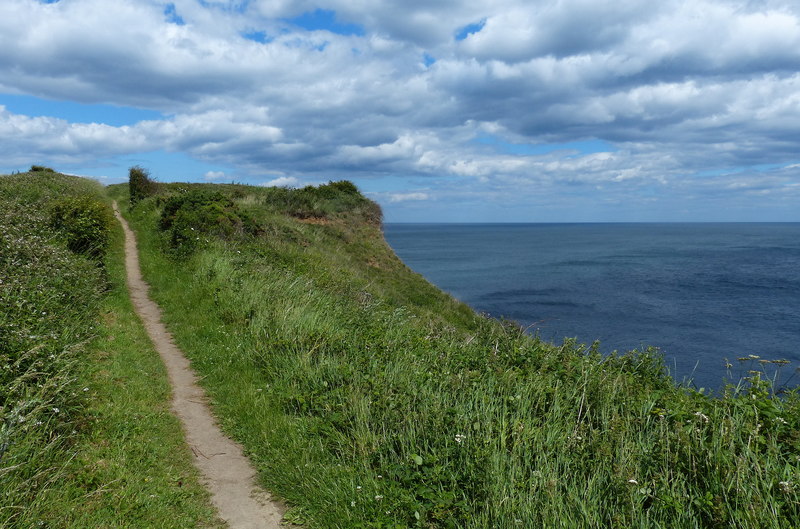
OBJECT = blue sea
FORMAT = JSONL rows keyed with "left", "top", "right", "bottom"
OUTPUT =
{"left": 384, "top": 223, "right": 800, "bottom": 391}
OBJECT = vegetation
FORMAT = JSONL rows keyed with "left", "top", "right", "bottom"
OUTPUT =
{"left": 110, "top": 180, "right": 800, "bottom": 528}
{"left": 0, "top": 170, "right": 220, "bottom": 528}
{"left": 128, "top": 165, "right": 158, "bottom": 206}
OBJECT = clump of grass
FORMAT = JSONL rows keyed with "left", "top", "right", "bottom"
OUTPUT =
{"left": 112, "top": 181, "right": 800, "bottom": 528}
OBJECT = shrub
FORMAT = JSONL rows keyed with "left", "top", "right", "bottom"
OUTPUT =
{"left": 129, "top": 165, "right": 158, "bottom": 206}
{"left": 49, "top": 195, "right": 114, "bottom": 260}
{"left": 158, "top": 189, "right": 259, "bottom": 253}
{"left": 262, "top": 180, "right": 383, "bottom": 225}
{"left": 29, "top": 165, "right": 55, "bottom": 173}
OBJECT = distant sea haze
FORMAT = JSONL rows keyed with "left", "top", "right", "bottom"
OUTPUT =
{"left": 384, "top": 223, "right": 800, "bottom": 391}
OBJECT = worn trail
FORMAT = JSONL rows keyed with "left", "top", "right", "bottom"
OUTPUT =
{"left": 113, "top": 202, "right": 285, "bottom": 529}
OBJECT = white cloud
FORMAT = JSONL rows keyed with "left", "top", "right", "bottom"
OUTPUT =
{"left": 260, "top": 176, "right": 301, "bottom": 188}
{"left": 204, "top": 170, "right": 226, "bottom": 180}
{"left": 388, "top": 192, "right": 430, "bottom": 203}
{"left": 0, "top": 0, "right": 799, "bottom": 218}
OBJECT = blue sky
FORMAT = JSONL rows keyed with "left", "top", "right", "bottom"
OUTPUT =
{"left": 1, "top": 0, "right": 799, "bottom": 222}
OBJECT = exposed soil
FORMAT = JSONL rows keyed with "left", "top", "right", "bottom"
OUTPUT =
{"left": 113, "top": 202, "right": 286, "bottom": 529}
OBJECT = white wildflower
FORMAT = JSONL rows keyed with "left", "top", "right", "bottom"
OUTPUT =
{"left": 627, "top": 479, "right": 638, "bottom": 485}
{"left": 694, "top": 411, "right": 710, "bottom": 423}
{"left": 455, "top": 434, "right": 467, "bottom": 443}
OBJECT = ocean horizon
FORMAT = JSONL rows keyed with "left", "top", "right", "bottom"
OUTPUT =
{"left": 384, "top": 222, "right": 800, "bottom": 391}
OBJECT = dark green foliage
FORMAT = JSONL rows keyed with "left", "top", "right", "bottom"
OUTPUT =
{"left": 128, "top": 165, "right": 158, "bottom": 206}
{"left": 30, "top": 165, "right": 55, "bottom": 172}
{"left": 49, "top": 194, "right": 114, "bottom": 260}
{"left": 158, "top": 189, "right": 259, "bottom": 253}
{"left": 262, "top": 180, "right": 382, "bottom": 225}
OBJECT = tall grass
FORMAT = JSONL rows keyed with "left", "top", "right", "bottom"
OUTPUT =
{"left": 1, "top": 171, "right": 220, "bottom": 528}
{"left": 113, "top": 181, "right": 800, "bottom": 528}
{"left": 0, "top": 173, "right": 109, "bottom": 524}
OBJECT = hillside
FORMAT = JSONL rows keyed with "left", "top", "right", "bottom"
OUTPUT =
{"left": 0, "top": 169, "right": 221, "bottom": 528}
{"left": 109, "top": 179, "right": 800, "bottom": 528}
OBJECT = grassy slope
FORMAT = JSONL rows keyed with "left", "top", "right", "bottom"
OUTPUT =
{"left": 113, "top": 181, "right": 800, "bottom": 528}
{"left": 0, "top": 171, "right": 221, "bottom": 528}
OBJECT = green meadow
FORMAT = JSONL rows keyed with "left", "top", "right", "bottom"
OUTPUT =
{"left": 2, "top": 168, "right": 799, "bottom": 528}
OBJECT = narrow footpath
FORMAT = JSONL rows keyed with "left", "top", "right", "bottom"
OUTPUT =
{"left": 113, "top": 202, "right": 286, "bottom": 529}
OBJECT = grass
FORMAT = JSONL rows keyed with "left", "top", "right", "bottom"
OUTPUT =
{"left": 110, "top": 180, "right": 800, "bottom": 528}
{"left": 0, "top": 170, "right": 221, "bottom": 528}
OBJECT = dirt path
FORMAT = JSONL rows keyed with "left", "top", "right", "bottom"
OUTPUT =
{"left": 113, "top": 202, "right": 286, "bottom": 529}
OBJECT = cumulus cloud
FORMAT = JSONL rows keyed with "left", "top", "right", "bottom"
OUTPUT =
{"left": 0, "top": 0, "right": 798, "bottom": 218}
{"left": 204, "top": 170, "right": 226, "bottom": 180}
{"left": 388, "top": 192, "right": 430, "bottom": 203}
{"left": 261, "top": 176, "right": 301, "bottom": 187}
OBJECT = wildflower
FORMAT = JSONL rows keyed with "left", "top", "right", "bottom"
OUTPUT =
{"left": 356, "top": 486, "right": 362, "bottom": 491}
{"left": 455, "top": 433, "right": 467, "bottom": 443}
{"left": 779, "top": 481, "right": 792, "bottom": 494}
{"left": 350, "top": 501, "right": 356, "bottom": 507}
{"left": 52, "top": 407, "right": 60, "bottom": 414}
{"left": 374, "top": 495, "right": 383, "bottom": 501}
{"left": 627, "top": 479, "right": 638, "bottom": 485}
{"left": 776, "top": 417, "right": 788, "bottom": 425}
{"left": 83, "top": 387, "right": 89, "bottom": 392}
{"left": 694, "top": 411, "right": 710, "bottom": 423}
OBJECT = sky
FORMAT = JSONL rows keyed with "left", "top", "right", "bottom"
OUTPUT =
{"left": 1, "top": 0, "right": 799, "bottom": 222}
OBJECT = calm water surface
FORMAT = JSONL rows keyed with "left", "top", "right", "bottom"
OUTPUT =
{"left": 384, "top": 223, "right": 800, "bottom": 390}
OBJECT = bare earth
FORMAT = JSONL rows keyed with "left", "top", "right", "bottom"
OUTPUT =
{"left": 113, "top": 202, "right": 286, "bottom": 529}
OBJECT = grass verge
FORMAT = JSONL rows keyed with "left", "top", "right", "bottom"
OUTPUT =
{"left": 0, "top": 170, "right": 221, "bottom": 528}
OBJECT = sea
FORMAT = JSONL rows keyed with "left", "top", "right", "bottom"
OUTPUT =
{"left": 384, "top": 223, "right": 800, "bottom": 391}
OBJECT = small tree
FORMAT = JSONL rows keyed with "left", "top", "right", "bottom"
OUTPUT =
{"left": 129, "top": 165, "right": 157, "bottom": 206}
